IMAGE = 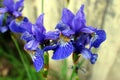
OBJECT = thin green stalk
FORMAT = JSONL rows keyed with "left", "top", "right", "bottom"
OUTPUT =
{"left": 11, "top": 35, "right": 32, "bottom": 80}
{"left": 70, "top": 53, "right": 84, "bottom": 80}
{"left": 43, "top": 51, "right": 49, "bottom": 79}
{"left": 41, "top": 0, "right": 44, "bottom": 13}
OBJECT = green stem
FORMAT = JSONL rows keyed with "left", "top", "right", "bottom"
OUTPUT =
{"left": 70, "top": 53, "right": 85, "bottom": 80}
{"left": 41, "top": 0, "right": 44, "bottom": 13}
{"left": 43, "top": 51, "right": 49, "bottom": 79}
{"left": 11, "top": 35, "right": 32, "bottom": 80}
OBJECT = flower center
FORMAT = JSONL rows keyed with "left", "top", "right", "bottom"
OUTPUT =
{"left": 59, "top": 33, "right": 70, "bottom": 42}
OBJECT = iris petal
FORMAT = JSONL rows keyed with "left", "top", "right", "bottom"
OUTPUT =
{"left": 35, "top": 14, "right": 46, "bottom": 33}
{"left": 9, "top": 20, "right": 25, "bottom": 33}
{"left": 91, "top": 30, "right": 106, "bottom": 48}
{"left": 13, "top": 11, "right": 21, "bottom": 17}
{"left": 80, "top": 27, "right": 95, "bottom": 33}
{"left": 52, "top": 42, "right": 73, "bottom": 60}
{"left": 24, "top": 40, "right": 39, "bottom": 50}
{"left": 61, "top": 8, "right": 74, "bottom": 27}
{"left": 32, "top": 25, "right": 45, "bottom": 42}
{"left": 3, "top": 0, "right": 14, "bottom": 12}
{"left": 14, "top": 0, "right": 24, "bottom": 12}
{"left": 21, "top": 31, "right": 34, "bottom": 42}
{"left": 76, "top": 4, "right": 86, "bottom": 23}
{"left": 0, "top": 26, "right": 8, "bottom": 33}
{"left": 30, "top": 48, "right": 44, "bottom": 72}
{"left": 61, "top": 29, "right": 74, "bottom": 37}
{"left": 81, "top": 48, "right": 92, "bottom": 60}
{"left": 90, "top": 54, "right": 98, "bottom": 64}
{"left": 55, "top": 21, "right": 70, "bottom": 31}
{"left": 72, "top": 17, "right": 85, "bottom": 33}
{"left": 0, "top": 8, "right": 8, "bottom": 14}
{"left": 45, "top": 31, "right": 60, "bottom": 40}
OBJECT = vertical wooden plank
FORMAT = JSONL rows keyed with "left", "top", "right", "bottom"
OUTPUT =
{"left": 90, "top": 0, "right": 120, "bottom": 80}
{"left": 22, "top": 0, "right": 36, "bottom": 23}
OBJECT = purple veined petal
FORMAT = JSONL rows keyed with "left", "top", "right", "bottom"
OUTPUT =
{"left": 45, "top": 31, "right": 60, "bottom": 40}
{"left": 35, "top": 14, "right": 46, "bottom": 33}
{"left": 24, "top": 40, "right": 39, "bottom": 50}
{"left": 90, "top": 54, "right": 98, "bottom": 64}
{"left": 20, "top": 22, "right": 32, "bottom": 34}
{"left": 30, "top": 48, "right": 44, "bottom": 72}
{"left": 81, "top": 48, "right": 92, "bottom": 60}
{"left": 3, "top": 0, "right": 14, "bottom": 12}
{"left": 0, "top": 26, "right": 8, "bottom": 33}
{"left": 52, "top": 42, "right": 73, "bottom": 60}
{"left": 9, "top": 20, "right": 26, "bottom": 33}
{"left": 90, "top": 30, "right": 106, "bottom": 48}
{"left": 80, "top": 27, "right": 95, "bottom": 33}
{"left": 12, "top": 11, "right": 22, "bottom": 17}
{"left": 72, "top": 17, "right": 85, "bottom": 33}
{"left": 0, "top": 8, "right": 8, "bottom": 14}
{"left": 14, "top": 0, "right": 24, "bottom": 12}
{"left": 61, "top": 8, "right": 74, "bottom": 27}
{"left": 32, "top": 25, "right": 45, "bottom": 42}
{"left": 21, "top": 31, "right": 34, "bottom": 42}
{"left": 75, "top": 4, "right": 86, "bottom": 23}
{"left": 61, "top": 29, "right": 75, "bottom": 37}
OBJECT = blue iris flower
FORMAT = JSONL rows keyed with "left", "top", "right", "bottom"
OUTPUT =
{"left": 46, "top": 21, "right": 74, "bottom": 60}
{"left": 21, "top": 14, "right": 60, "bottom": 71}
{"left": 20, "top": 14, "right": 46, "bottom": 72}
{"left": 0, "top": 0, "right": 24, "bottom": 33}
{"left": 55, "top": 4, "right": 106, "bottom": 64}
{"left": 0, "top": 0, "right": 24, "bottom": 17}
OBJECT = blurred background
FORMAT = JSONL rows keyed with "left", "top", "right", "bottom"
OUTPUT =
{"left": 0, "top": 0, "right": 120, "bottom": 80}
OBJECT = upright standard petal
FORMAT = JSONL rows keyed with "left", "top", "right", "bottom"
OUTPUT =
{"left": 32, "top": 25, "right": 45, "bottom": 42}
{"left": 14, "top": 0, "right": 24, "bottom": 12}
{"left": 90, "top": 30, "right": 106, "bottom": 48}
{"left": 76, "top": 4, "right": 86, "bottom": 23}
{"left": 52, "top": 42, "right": 73, "bottom": 60}
{"left": 61, "top": 8, "right": 74, "bottom": 27}
{"left": 35, "top": 14, "right": 46, "bottom": 33}
{"left": 3, "top": 0, "right": 14, "bottom": 12}
{"left": 72, "top": 4, "right": 86, "bottom": 33}
{"left": 72, "top": 17, "right": 85, "bottom": 33}
{"left": 30, "top": 48, "right": 44, "bottom": 72}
